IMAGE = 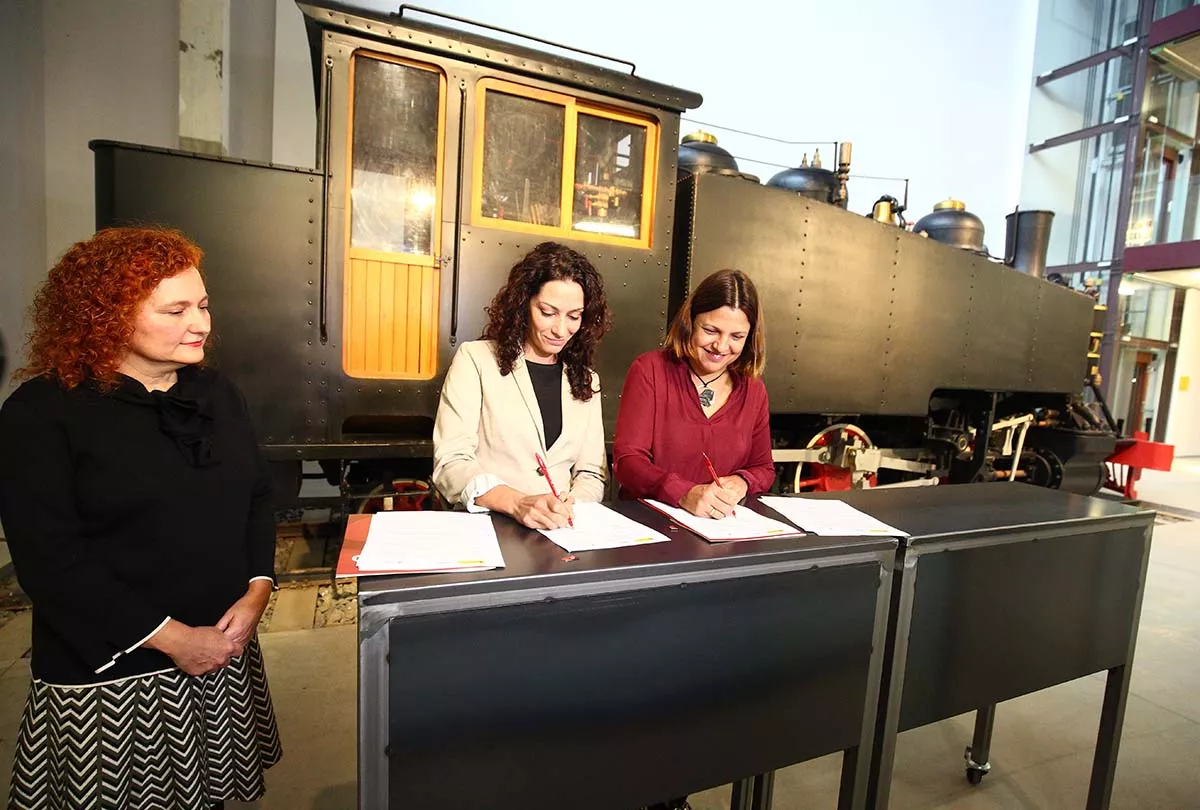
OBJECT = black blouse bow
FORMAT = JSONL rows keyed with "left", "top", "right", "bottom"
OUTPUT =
{"left": 110, "top": 369, "right": 219, "bottom": 468}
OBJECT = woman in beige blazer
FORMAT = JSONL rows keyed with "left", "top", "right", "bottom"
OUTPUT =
{"left": 432, "top": 242, "right": 613, "bottom": 529}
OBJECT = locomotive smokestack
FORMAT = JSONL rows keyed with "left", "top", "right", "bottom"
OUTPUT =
{"left": 1004, "top": 208, "right": 1055, "bottom": 279}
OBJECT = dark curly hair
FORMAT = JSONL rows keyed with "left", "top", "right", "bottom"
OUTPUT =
{"left": 482, "top": 242, "right": 613, "bottom": 401}
{"left": 18, "top": 227, "right": 204, "bottom": 389}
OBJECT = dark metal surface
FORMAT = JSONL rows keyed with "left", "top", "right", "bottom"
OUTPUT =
{"left": 1035, "top": 43, "right": 1132, "bottom": 87}
{"left": 851, "top": 483, "right": 1155, "bottom": 810}
{"left": 796, "top": 481, "right": 1149, "bottom": 542}
{"left": 297, "top": 1, "right": 703, "bottom": 112}
{"left": 897, "top": 524, "right": 1147, "bottom": 729}
{"left": 911, "top": 205, "right": 985, "bottom": 253}
{"left": 1004, "top": 209, "right": 1054, "bottom": 278}
{"left": 318, "top": 56, "right": 334, "bottom": 345}
{"left": 398, "top": 4, "right": 639, "bottom": 75}
{"left": 675, "top": 173, "right": 1097, "bottom": 417}
{"left": 360, "top": 499, "right": 895, "bottom": 810}
{"left": 359, "top": 498, "right": 894, "bottom": 604}
{"left": 384, "top": 557, "right": 883, "bottom": 810}
{"left": 91, "top": 140, "right": 327, "bottom": 448}
{"left": 765, "top": 165, "right": 840, "bottom": 203}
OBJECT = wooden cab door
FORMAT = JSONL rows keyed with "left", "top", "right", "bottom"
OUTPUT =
{"left": 343, "top": 52, "right": 446, "bottom": 380}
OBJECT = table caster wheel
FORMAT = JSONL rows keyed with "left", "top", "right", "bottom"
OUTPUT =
{"left": 963, "top": 745, "right": 990, "bottom": 786}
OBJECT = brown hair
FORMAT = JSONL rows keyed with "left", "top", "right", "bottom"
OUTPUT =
{"left": 18, "top": 227, "right": 204, "bottom": 389}
{"left": 482, "top": 242, "right": 613, "bottom": 401}
{"left": 664, "top": 269, "right": 765, "bottom": 379}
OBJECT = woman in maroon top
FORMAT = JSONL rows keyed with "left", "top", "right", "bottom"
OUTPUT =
{"left": 613, "top": 268, "right": 775, "bottom": 520}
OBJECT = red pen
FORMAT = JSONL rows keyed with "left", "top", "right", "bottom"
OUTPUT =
{"left": 702, "top": 451, "right": 736, "bottom": 517}
{"left": 535, "top": 452, "right": 573, "bottom": 528}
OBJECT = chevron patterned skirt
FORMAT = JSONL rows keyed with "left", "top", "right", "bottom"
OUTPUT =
{"left": 8, "top": 637, "right": 282, "bottom": 810}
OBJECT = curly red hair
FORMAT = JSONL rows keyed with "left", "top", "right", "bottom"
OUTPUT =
{"left": 18, "top": 227, "right": 204, "bottom": 389}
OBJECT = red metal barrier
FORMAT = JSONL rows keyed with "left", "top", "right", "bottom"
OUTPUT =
{"left": 1103, "top": 432, "right": 1175, "bottom": 500}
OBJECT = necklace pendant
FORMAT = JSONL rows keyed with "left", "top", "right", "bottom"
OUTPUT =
{"left": 699, "top": 387, "right": 715, "bottom": 408}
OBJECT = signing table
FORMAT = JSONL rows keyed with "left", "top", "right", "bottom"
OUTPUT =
{"left": 348, "top": 483, "right": 1154, "bottom": 810}
{"left": 350, "top": 498, "right": 895, "bottom": 810}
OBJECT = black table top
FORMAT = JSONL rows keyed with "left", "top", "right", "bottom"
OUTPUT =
{"left": 359, "top": 498, "right": 895, "bottom": 607}
{"left": 359, "top": 483, "right": 1154, "bottom": 606}
{"left": 797, "top": 482, "right": 1154, "bottom": 545}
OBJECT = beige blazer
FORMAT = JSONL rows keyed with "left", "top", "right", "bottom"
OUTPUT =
{"left": 432, "top": 340, "right": 607, "bottom": 509}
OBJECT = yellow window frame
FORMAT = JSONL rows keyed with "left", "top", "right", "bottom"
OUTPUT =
{"left": 345, "top": 50, "right": 448, "bottom": 269}
{"left": 342, "top": 50, "right": 448, "bottom": 381}
{"left": 471, "top": 78, "right": 658, "bottom": 249}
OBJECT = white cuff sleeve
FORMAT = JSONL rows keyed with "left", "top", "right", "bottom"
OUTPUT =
{"left": 462, "top": 473, "right": 506, "bottom": 512}
{"left": 95, "top": 615, "right": 172, "bottom": 674}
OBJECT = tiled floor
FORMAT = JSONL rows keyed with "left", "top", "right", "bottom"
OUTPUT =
{"left": 0, "top": 459, "right": 1196, "bottom": 808}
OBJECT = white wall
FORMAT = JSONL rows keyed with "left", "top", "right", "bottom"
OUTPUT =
{"left": 1166, "top": 288, "right": 1200, "bottom": 456}
{"left": 42, "top": 0, "right": 180, "bottom": 274}
{"left": 0, "top": 0, "right": 46, "bottom": 396}
{"left": 230, "top": 0, "right": 278, "bottom": 163}
{"left": 272, "top": 0, "right": 316, "bottom": 168}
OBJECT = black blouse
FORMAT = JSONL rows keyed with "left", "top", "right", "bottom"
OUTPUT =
{"left": 525, "top": 359, "right": 563, "bottom": 449}
{"left": 0, "top": 366, "right": 276, "bottom": 685}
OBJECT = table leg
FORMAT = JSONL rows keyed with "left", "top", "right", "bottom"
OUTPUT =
{"left": 964, "top": 704, "right": 996, "bottom": 785}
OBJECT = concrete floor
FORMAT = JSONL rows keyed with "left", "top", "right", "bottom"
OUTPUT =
{"left": 0, "top": 460, "right": 1196, "bottom": 808}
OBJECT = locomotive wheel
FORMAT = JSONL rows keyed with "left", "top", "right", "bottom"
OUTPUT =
{"left": 355, "top": 479, "right": 434, "bottom": 514}
{"left": 794, "top": 424, "right": 877, "bottom": 492}
{"left": 1022, "top": 447, "right": 1064, "bottom": 489}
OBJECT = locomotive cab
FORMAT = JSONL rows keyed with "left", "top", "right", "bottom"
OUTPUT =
{"left": 92, "top": 1, "right": 701, "bottom": 499}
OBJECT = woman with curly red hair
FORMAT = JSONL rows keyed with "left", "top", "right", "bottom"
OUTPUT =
{"left": 0, "top": 227, "right": 281, "bottom": 809}
{"left": 432, "top": 241, "right": 613, "bottom": 529}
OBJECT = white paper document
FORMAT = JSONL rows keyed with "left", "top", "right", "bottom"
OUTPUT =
{"left": 640, "top": 499, "right": 803, "bottom": 542}
{"left": 355, "top": 511, "right": 505, "bottom": 573}
{"left": 537, "top": 502, "right": 672, "bottom": 552}
{"left": 758, "top": 496, "right": 910, "bottom": 537}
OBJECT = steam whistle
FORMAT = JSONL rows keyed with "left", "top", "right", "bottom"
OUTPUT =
{"left": 835, "top": 142, "right": 852, "bottom": 209}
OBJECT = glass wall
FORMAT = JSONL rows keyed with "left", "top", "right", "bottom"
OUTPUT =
{"left": 1031, "top": 0, "right": 1140, "bottom": 75}
{"left": 1107, "top": 276, "right": 1178, "bottom": 436}
{"left": 1119, "top": 274, "right": 1178, "bottom": 338}
{"left": 1127, "top": 34, "right": 1200, "bottom": 246}
{"left": 1022, "top": 0, "right": 1142, "bottom": 268}
{"left": 1156, "top": 0, "right": 1200, "bottom": 20}
{"left": 1023, "top": 131, "right": 1127, "bottom": 265}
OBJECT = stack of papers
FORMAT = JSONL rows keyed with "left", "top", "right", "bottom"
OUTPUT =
{"left": 536, "top": 502, "right": 672, "bottom": 552}
{"left": 758, "top": 496, "right": 909, "bottom": 537}
{"left": 640, "top": 499, "right": 803, "bottom": 542}
{"left": 354, "top": 511, "right": 506, "bottom": 574}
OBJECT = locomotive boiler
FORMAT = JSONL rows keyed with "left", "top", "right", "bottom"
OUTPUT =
{"left": 89, "top": 0, "right": 1119, "bottom": 503}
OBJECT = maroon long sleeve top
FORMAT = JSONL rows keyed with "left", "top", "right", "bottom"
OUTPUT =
{"left": 612, "top": 348, "right": 776, "bottom": 505}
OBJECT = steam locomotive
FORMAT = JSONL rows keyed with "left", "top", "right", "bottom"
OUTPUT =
{"left": 89, "top": 0, "right": 1118, "bottom": 502}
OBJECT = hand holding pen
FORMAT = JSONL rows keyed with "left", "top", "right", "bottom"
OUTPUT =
{"left": 702, "top": 452, "right": 741, "bottom": 519}
{"left": 535, "top": 452, "right": 574, "bottom": 528}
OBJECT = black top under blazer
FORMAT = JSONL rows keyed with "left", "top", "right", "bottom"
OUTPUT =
{"left": 0, "top": 366, "right": 276, "bottom": 685}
